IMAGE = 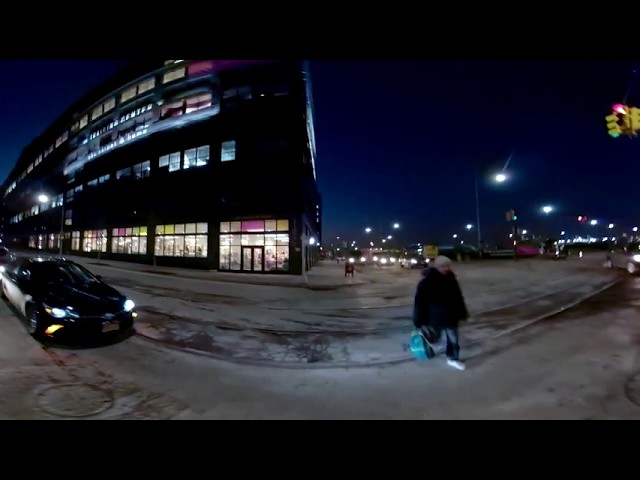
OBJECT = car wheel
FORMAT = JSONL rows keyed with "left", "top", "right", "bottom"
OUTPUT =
{"left": 25, "top": 305, "right": 42, "bottom": 337}
{"left": 628, "top": 262, "right": 637, "bottom": 275}
{"left": 604, "top": 258, "right": 613, "bottom": 268}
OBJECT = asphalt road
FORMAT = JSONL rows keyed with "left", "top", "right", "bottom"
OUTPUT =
{"left": 0, "top": 272, "right": 639, "bottom": 419}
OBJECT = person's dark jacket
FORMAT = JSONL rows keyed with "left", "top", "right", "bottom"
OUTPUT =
{"left": 412, "top": 267, "right": 469, "bottom": 329}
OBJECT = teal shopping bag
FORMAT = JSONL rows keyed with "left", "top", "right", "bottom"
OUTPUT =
{"left": 409, "top": 328, "right": 435, "bottom": 360}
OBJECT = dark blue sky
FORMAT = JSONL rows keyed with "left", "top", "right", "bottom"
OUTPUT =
{"left": 0, "top": 60, "right": 637, "bottom": 247}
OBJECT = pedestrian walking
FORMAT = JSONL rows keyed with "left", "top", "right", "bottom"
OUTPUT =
{"left": 412, "top": 255, "right": 469, "bottom": 370}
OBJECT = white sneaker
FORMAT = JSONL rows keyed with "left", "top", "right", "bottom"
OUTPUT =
{"left": 447, "top": 359, "right": 466, "bottom": 370}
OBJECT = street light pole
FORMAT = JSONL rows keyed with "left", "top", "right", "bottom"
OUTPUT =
{"left": 474, "top": 169, "right": 482, "bottom": 251}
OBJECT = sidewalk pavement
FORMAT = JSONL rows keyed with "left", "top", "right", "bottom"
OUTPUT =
{"left": 12, "top": 249, "right": 368, "bottom": 290}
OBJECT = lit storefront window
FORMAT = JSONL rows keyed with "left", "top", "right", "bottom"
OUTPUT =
{"left": 112, "top": 226, "right": 148, "bottom": 255}
{"left": 155, "top": 223, "right": 208, "bottom": 257}
{"left": 71, "top": 231, "right": 80, "bottom": 251}
{"left": 83, "top": 229, "right": 107, "bottom": 253}
{"left": 219, "top": 219, "right": 289, "bottom": 272}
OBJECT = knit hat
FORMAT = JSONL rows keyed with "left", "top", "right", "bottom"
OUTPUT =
{"left": 433, "top": 255, "right": 452, "bottom": 267}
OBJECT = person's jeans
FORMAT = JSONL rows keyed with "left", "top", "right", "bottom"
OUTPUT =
{"left": 442, "top": 327, "right": 460, "bottom": 361}
{"left": 420, "top": 326, "right": 460, "bottom": 360}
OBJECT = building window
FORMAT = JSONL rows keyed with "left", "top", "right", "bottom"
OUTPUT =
{"left": 87, "top": 178, "right": 98, "bottom": 187}
{"left": 185, "top": 94, "right": 212, "bottom": 113}
{"left": 154, "top": 223, "right": 208, "bottom": 258}
{"left": 79, "top": 115, "right": 88, "bottom": 130}
{"left": 138, "top": 78, "right": 155, "bottom": 95}
{"left": 71, "top": 231, "right": 80, "bottom": 251}
{"left": 219, "top": 219, "right": 289, "bottom": 271}
{"left": 221, "top": 140, "right": 236, "bottom": 162}
{"left": 133, "top": 161, "right": 151, "bottom": 179}
{"left": 48, "top": 233, "right": 61, "bottom": 250}
{"left": 65, "top": 209, "right": 72, "bottom": 226}
{"left": 120, "top": 77, "right": 156, "bottom": 104}
{"left": 111, "top": 226, "right": 148, "bottom": 255}
{"left": 99, "top": 174, "right": 110, "bottom": 183}
{"left": 116, "top": 166, "right": 132, "bottom": 179}
{"left": 83, "top": 229, "right": 107, "bottom": 253}
{"left": 183, "top": 146, "right": 209, "bottom": 169}
{"left": 160, "top": 93, "right": 212, "bottom": 119}
{"left": 159, "top": 152, "right": 181, "bottom": 172}
{"left": 162, "top": 67, "right": 186, "bottom": 84}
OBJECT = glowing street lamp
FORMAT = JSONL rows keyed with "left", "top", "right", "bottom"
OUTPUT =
{"left": 465, "top": 224, "right": 473, "bottom": 230}
{"left": 590, "top": 219, "right": 598, "bottom": 226}
{"left": 495, "top": 173, "right": 507, "bottom": 183}
{"left": 542, "top": 205, "right": 553, "bottom": 214}
{"left": 608, "top": 223, "right": 614, "bottom": 229}
{"left": 393, "top": 223, "right": 400, "bottom": 229}
{"left": 365, "top": 227, "right": 372, "bottom": 233}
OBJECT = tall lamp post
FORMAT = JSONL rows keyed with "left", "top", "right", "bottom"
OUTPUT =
{"left": 38, "top": 194, "right": 64, "bottom": 256}
{"left": 474, "top": 152, "right": 513, "bottom": 252}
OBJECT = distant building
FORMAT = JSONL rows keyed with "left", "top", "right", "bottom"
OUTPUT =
{"left": 1, "top": 60, "right": 322, "bottom": 274}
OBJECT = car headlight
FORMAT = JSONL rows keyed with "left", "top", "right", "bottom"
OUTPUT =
{"left": 349, "top": 257, "right": 355, "bottom": 263}
{"left": 124, "top": 299, "right": 135, "bottom": 312}
{"left": 43, "top": 304, "right": 79, "bottom": 319}
{"left": 411, "top": 258, "right": 418, "bottom": 264}
{"left": 360, "top": 257, "right": 366, "bottom": 262}
{"left": 373, "top": 256, "right": 378, "bottom": 261}
{"left": 633, "top": 255, "right": 640, "bottom": 263}
{"left": 0, "top": 266, "right": 5, "bottom": 272}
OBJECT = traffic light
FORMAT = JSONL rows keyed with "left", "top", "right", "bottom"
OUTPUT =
{"left": 606, "top": 113, "right": 623, "bottom": 137}
{"left": 577, "top": 215, "right": 588, "bottom": 223}
{"left": 629, "top": 107, "right": 640, "bottom": 133}
{"left": 506, "top": 209, "right": 517, "bottom": 222}
{"left": 605, "top": 103, "right": 634, "bottom": 137}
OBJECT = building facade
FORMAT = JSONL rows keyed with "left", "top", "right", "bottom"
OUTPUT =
{"left": 0, "top": 60, "right": 322, "bottom": 274}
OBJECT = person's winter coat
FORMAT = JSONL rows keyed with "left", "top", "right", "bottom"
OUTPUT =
{"left": 412, "top": 267, "right": 469, "bottom": 329}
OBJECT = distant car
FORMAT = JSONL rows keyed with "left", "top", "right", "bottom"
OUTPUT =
{"left": 400, "top": 255, "right": 429, "bottom": 269}
{"left": 372, "top": 252, "right": 400, "bottom": 266}
{"left": 1, "top": 257, "right": 136, "bottom": 339}
{"left": 605, "top": 242, "right": 640, "bottom": 274}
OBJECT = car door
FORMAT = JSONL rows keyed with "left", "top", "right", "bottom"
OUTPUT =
{"left": 2, "top": 259, "right": 23, "bottom": 308}
{"left": 3, "top": 260, "right": 32, "bottom": 315}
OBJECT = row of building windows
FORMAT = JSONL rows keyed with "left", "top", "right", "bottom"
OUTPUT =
{"left": 6, "top": 60, "right": 292, "bottom": 198}
{"left": 28, "top": 219, "right": 292, "bottom": 271}
{"left": 5, "top": 61, "right": 207, "bottom": 197}
{"left": 8, "top": 140, "right": 237, "bottom": 225}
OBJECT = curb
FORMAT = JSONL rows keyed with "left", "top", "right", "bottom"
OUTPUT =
{"left": 133, "top": 277, "right": 622, "bottom": 370}
{"left": 85, "top": 263, "right": 368, "bottom": 291}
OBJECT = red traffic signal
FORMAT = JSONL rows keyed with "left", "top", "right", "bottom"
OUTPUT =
{"left": 577, "top": 215, "right": 588, "bottom": 223}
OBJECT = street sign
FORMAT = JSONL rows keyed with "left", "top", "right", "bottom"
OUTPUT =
{"left": 425, "top": 245, "right": 438, "bottom": 259}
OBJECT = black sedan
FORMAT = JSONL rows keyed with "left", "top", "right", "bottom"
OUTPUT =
{"left": 0, "top": 257, "right": 136, "bottom": 339}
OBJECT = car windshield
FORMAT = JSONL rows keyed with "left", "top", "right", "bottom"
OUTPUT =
{"left": 32, "top": 262, "right": 99, "bottom": 285}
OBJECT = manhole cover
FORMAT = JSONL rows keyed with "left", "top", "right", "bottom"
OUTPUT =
{"left": 35, "top": 383, "right": 114, "bottom": 418}
{"left": 624, "top": 372, "right": 640, "bottom": 407}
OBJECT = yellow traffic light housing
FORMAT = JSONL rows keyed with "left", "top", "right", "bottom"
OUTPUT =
{"left": 606, "top": 113, "right": 622, "bottom": 137}
{"left": 629, "top": 107, "right": 640, "bottom": 134}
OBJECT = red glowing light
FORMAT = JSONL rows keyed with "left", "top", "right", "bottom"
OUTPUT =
{"left": 613, "top": 103, "right": 627, "bottom": 114}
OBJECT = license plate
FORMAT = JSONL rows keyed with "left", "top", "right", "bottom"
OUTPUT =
{"left": 102, "top": 322, "right": 120, "bottom": 333}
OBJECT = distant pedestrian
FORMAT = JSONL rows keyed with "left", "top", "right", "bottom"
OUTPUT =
{"left": 412, "top": 255, "right": 469, "bottom": 370}
{"left": 345, "top": 262, "right": 355, "bottom": 277}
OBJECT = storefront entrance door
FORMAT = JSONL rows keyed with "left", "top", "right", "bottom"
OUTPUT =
{"left": 241, "top": 246, "right": 264, "bottom": 272}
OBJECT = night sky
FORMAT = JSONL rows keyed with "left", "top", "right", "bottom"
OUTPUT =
{"left": 0, "top": 60, "right": 637, "bottom": 248}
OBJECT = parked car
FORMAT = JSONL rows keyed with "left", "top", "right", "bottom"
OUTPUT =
{"left": 1, "top": 257, "right": 136, "bottom": 339}
{"left": 605, "top": 242, "right": 640, "bottom": 274}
